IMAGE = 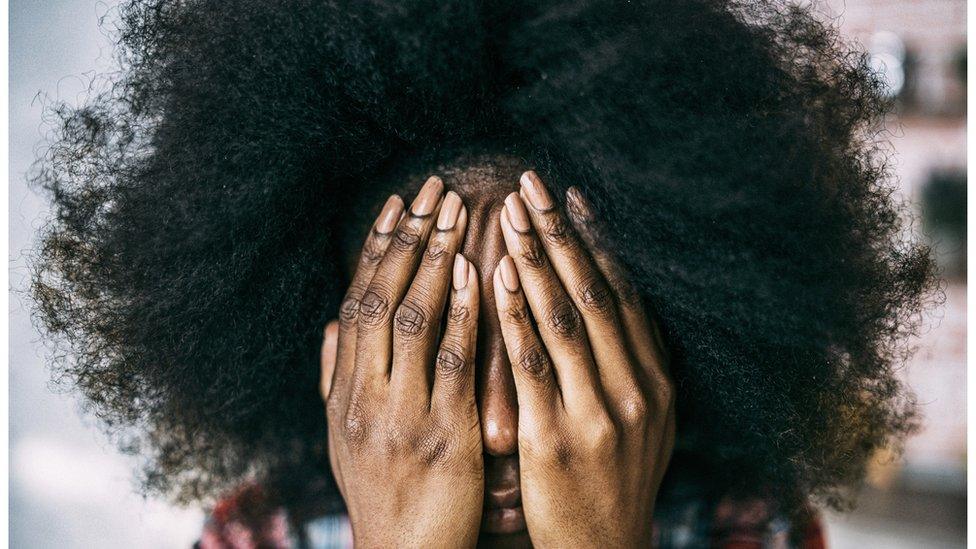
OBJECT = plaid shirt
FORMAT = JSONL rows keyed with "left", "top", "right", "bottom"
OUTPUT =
{"left": 197, "top": 485, "right": 826, "bottom": 549}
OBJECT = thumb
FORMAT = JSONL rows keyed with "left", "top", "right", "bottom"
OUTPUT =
{"left": 320, "top": 320, "right": 340, "bottom": 400}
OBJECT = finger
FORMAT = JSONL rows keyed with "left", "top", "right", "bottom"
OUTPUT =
{"left": 391, "top": 191, "right": 469, "bottom": 402}
{"left": 326, "top": 194, "right": 401, "bottom": 499}
{"left": 500, "top": 193, "right": 603, "bottom": 411}
{"left": 493, "top": 256, "right": 561, "bottom": 428}
{"left": 431, "top": 255, "right": 479, "bottom": 419}
{"left": 320, "top": 320, "right": 345, "bottom": 497}
{"left": 323, "top": 322, "right": 345, "bottom": 504}
{"left": 320, "top": 320, "right": 340, "bottom": 400}
{"left": 332, "top": 194, "right": 404, "bottom": 403}
{"left": 519, "top": 171, "right": 640, "bottom": 401}
{"left": 565, "top": 186, "right": 670, "bottom": 385}
{"left": 354, "top": 175, "right": 444, "bottom": 383}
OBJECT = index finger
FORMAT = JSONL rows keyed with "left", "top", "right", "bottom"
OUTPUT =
{"left": 329, "top": 194, "right": 404, "bottom": 407}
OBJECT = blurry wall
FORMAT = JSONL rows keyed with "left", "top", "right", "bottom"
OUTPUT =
{"left": 820, "top": 0, "right": 966, "bottom": 547}
{"left": 9, "top": 1, "right": 203, "bottom": 547}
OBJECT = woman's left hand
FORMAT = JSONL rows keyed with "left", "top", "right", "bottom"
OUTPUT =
{"left": 493, "top": 171, "right": 676, "bottom": 548}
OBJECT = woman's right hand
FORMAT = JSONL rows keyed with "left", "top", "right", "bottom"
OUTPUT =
{"left": 319, "top": 176, "right": 484, "bottom": 548}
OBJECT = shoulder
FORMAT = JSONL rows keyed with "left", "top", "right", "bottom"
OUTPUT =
{"left": 197, "top": 485, "right": 352, "bottom": 549}
{"left": 197, "top": 485, "right": 293, "bottom": 549}
{"left": 197, "top": 486, "right": 826, "bottom": 549}
{"left": 654, "top": 495, "right": 826, "bottom": 549}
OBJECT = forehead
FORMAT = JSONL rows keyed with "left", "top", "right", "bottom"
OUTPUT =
{"left": 433, "top": 155, "right": 525, "bottom": 210}
{"left": 341, "top": 154, "right": 530, "bottom": 277}
{"left": 386, "top": 153, "right": 527, "bottom": 213}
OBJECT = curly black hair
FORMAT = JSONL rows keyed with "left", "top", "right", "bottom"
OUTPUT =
{"left": 31, "top": 0, "right": 936, "bottom": 519}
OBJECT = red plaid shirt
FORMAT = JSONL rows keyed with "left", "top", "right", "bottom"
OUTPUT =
{"left": 198, "top": 485, "right": 826, "bottom": 549}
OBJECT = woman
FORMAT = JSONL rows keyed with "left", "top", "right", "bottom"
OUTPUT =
{"left": 31, "top": 0, "right": 935, "bottom": 547}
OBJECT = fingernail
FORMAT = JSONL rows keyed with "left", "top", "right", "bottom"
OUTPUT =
{"left": 438, "top": 191, "right": 463, "bottom": 230}
{"left": 499, "top": 255, "right": 519, "bottom": 291}
{"left": 412, "top": 175, "right": 444, "bottom": 216}
{"left": 566, "top": 187, "right": 594, "bottom": 222}
{"left": 376, "top": 195, "right": 404, "bottom": 234}
{"left": 504, "top": 193, "right": 532, "bottom": 232}
{"left": 324, "top": 320, "right": 339, "bottom": 341}
{"left": 467, "top": 261, "right": 477, "bottom": 288}
{"left": 520, "top": 171, "right": 553, "bottom": 210}
{"left": 453, "top": 254, "right": 469, "bottom": 290}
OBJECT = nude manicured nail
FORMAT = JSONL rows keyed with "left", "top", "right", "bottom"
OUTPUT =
{"left": 438, "top": 191, "right": 463, "bottom": 230}
{"left": 412, "top": 175, "right": 444, "bottom": 216}
{"left": 453, "top": 254, "right": 469, "bottom": 290}
{"left": 499, "top": 256, "right": 519, "bottom": 291}
{"left": 375, "top": 195, "right": 404, "bottom": 234}
{"left": 520, "top": 171, "right": 553, "bottom": 210}
{"left": 504, "top": 193, "right": 532, "bottom": 232}
{"left": 566, "top": 186, "right": 594, "bottom": 222}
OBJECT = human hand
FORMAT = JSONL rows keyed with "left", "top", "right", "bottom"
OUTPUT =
{"left": 320, "top": 176, "right": 484, "bottom": 548}
{"left": 493, "top": 172, "right": 676, "bottom": 548}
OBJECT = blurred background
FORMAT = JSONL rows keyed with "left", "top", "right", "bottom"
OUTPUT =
{"left": 8, "top": 0, "right": 966, "bottom": 547}
{"left": 9, "top": 2, "right": 204, "bottom": 547}
{"left": 818, "top": 1, "right": 967, "bottom": 547}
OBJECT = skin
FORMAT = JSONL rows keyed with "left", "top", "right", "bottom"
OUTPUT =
{"left": 320, "top": 164, "right": 676, "bottom": 548}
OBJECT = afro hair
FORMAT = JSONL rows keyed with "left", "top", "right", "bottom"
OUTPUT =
{"left": 31, "top": 0, "right": 936, "bottom": 519}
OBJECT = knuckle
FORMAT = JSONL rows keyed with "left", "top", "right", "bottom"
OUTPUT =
{"left": 546, "top": 300, "right": 582, "bottom": 338}
{"left": 519, "top": 238, "right": 548, "bottom": 269}
{"left": 339, "top": 294, "right": 361, "bottom": 326}
{"left": 542, "top": 214, "right": 573, "bottom": 245}
{"left": 515, "top": 346, "right": 550, "bottom": 377}
{"left": 505, "top": 301, "right": 531, "bottom": 324}
{"left": 392, "top": 225, "right": 423, "bottom": 252}
{"left": 360, "top": 233, "right": 389, "bottom": 265}
{"left": 435, "top": 347, "right": 467, "bottom": 379}
{"left": 618, "top": 392, "right": 649, "bottom": 427}
{"left": 343, "top": 399, "right": 373, "bottom": 449}
{"left": 394, "top": 300, "right": 429, "bottom": 339}
{"left": 577, "top": 277, "right": 614, "bottom": 314}
{"left": 357, "top": 289, "right": 391, "bottom": 327}
{"left": 583, "top": 417, "right": 618, "bottom": 452}
{"left": 424, "top": 238, "right": 450, "bottom": 264}
{"left": 448, "top": 303, "right": 471, "bottom": 324}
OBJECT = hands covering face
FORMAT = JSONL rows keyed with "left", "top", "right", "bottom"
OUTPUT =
{"left": 320, "top": 172, "right": 676, "bottom": 548}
